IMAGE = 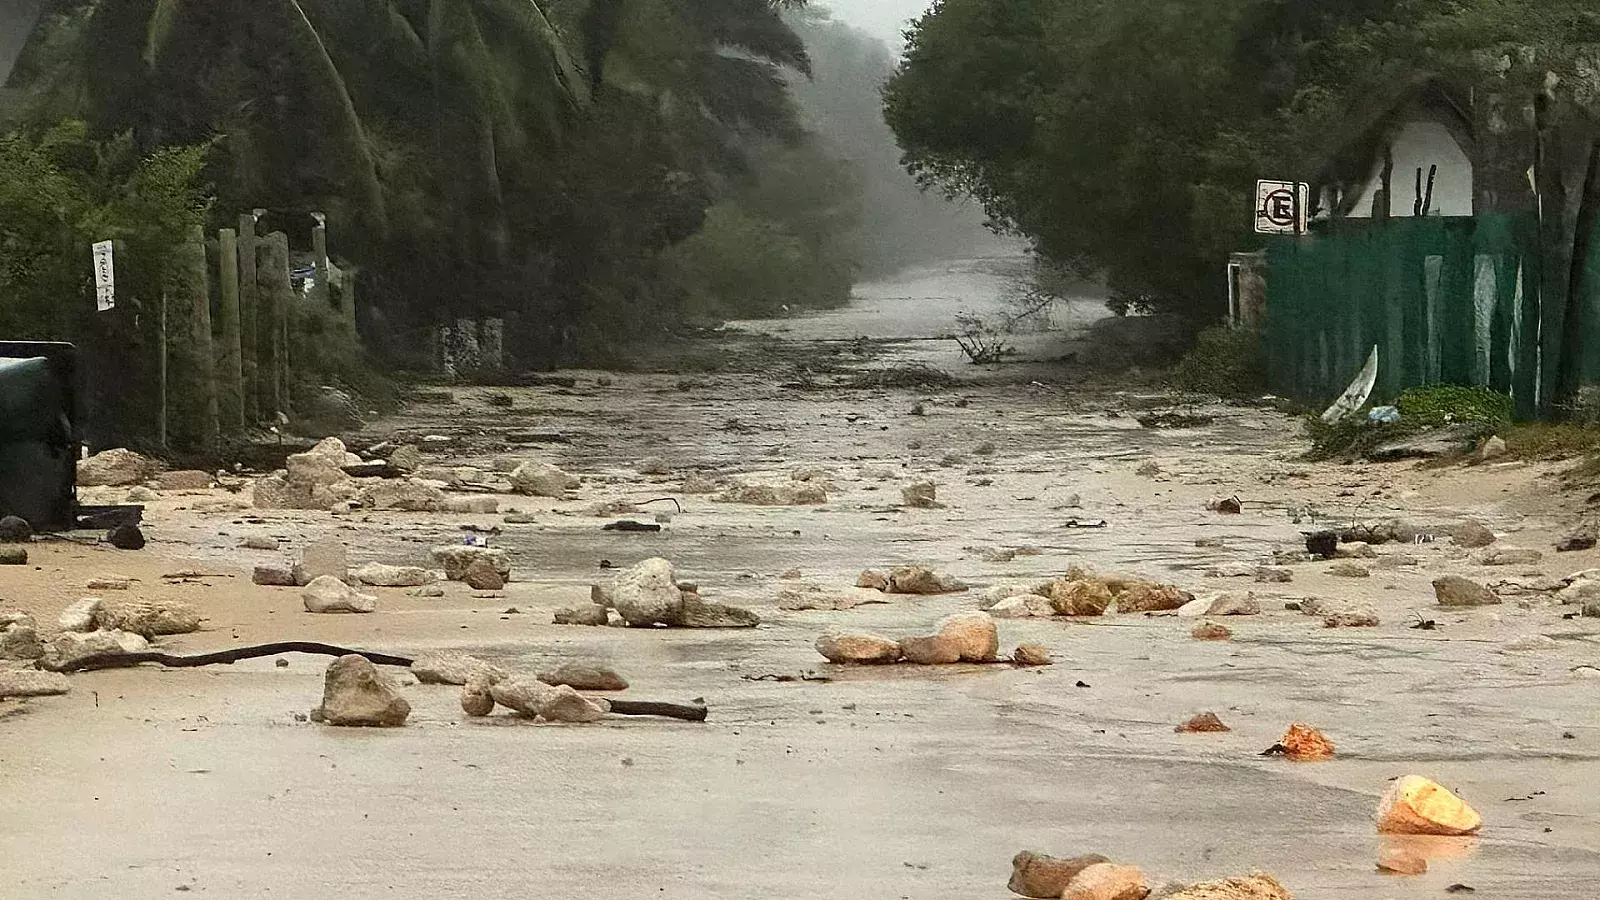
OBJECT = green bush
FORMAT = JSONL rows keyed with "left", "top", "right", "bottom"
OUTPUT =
{"left": 1171, "top": 326, "right": 1265, "bottom": 397}
{"left": 1302, "top": 415, "right": 1412, "bottom": 461}
{"left": 1394, "top": 385, "right": 1513, "bottom": 428}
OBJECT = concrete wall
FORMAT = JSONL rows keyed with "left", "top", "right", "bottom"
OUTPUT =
{"left": 1347, "top": 117, "right": 1474, "bottom": 218}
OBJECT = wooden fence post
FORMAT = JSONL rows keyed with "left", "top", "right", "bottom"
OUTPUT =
{"left": 217, "top": 227, "right": 245, "bottom": 432}
{"left": 238, "top": 212, "right": 259, "bottom": 422}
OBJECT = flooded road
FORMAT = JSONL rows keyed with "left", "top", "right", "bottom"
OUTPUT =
{"left": 3, "top": 256, "right": 1599, "bottom": 899}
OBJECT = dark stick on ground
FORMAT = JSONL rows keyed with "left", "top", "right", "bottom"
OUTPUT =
{"left": 606, "top": 700, "right": 708, "bottom": 722}
{"left": 55, "top": 642, "right": 416, "bottom": 673}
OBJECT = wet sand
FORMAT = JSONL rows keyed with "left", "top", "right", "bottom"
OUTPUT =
{"left": 3, "top": 257, "right": 1599, "bottom": 898}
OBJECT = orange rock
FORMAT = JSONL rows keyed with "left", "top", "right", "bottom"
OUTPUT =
{"left": 1008, "top": 851, "right": 1110, "bottom": 899}
{"left": 1176, "top": 712, "right": 1231, "bottom": 733}
{"left": 1376, "top": 844, "right": 1427, "bottom": 875}
{"left": 1062, "top": 863, "right": 1147, "bottom": 900}
{"left": 1278, "top": 723, "right": 1334, "bottom": 761}
{"left": 1376, "top": 775, "right": 1482, "bottom": 835}
{"left": 1191, "top": 622, "right": 1232, "bottom": 641}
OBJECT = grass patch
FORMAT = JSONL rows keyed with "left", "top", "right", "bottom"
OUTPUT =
{"left": 1395, "top": 385, "right": 1512, "bottom": 428}
{"left": 1503, "top": 423, "right": 1600, "bottom": 460}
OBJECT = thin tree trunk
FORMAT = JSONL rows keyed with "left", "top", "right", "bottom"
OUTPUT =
{"left": 257, "top": 232, "right": 292, "bottom": 417}
{"left": 217, "top": 227, "right": 245, "bottom": 432}
{"left": 238, "top": 213, "right": 259, "bottom": 422}
{"left": 184, "top": 225, "right": 220, "bottom": 450}
{"left": 1557, "top": 140, "right": 1600, "bottom": 415}
{"left": 157, "top": 290, "right": 169, "bottom": 449}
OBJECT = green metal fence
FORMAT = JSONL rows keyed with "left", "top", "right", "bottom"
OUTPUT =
{"left": 1264, "top": 213, "right": 1600, "bottom": 418}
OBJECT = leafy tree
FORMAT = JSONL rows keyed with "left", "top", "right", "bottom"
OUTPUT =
{"left": 884, "top": 0, "right": 1600, "bottom": 320}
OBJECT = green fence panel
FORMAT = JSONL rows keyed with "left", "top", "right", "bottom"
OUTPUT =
{"left": 1263, "top": 212, "right": 1570, "bottom": 415}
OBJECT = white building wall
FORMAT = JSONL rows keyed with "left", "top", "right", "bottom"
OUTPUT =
{"left": 1348, "top": 119, "right": 1474, "bottom": 218}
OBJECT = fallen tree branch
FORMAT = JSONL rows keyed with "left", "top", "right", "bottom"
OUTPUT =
{"left": 606, "top": 700, "right": 708, "bottom": 722}
{"left": 54, "top": 642, "right": 415, "bottom": 673}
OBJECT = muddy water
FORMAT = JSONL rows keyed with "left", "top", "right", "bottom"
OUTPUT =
{"left": 3, "top": 257, "right": 1599, "bottom": 899}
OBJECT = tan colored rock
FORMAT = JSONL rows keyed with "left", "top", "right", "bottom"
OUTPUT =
{"left": 1161, "top": 874, "right": 1293, "bottom": 900}
{"left": 431, "top": 546, "right": 511, "bottom": 582}
{"left": 155, "top": 469, "right": 213, "bottom": 491}
{"left": 856, "top": 569, "right": 889, "bottom": 591}
{"left": 1327, "top": 561, "right": 1370, "bottom": 578}
{"left": 301, "top": 576, "right": 377, "bottom": 614}
{"left": 609, "top": 558, "right": 684, "bottom": 626}
{"left": 489, "top": 675, "right": 559, "bottom": 716}
{"left": 1114, "top": 580, "right": 1192, "bottom": 613}
{"left": 1191, "top": 622, "right": 1232, "bottom": 641}
{"left": 1479, "top": 547, "right": 1543, "bottom": 566}
{"left": 1433, "top": 575, "right": 1500, "bottom": 607}
{"left": 77, "top": 448, "right": 157, "bottom": 487}
{"left": 1046, "top": 579, "right": 1113, "bottom": 616}
{"left": 351, "top": 563, "right": 436, "bottom": 588}
{"left": 899, "top": 634, "right": 963, "bottom": 665}
{"left": 411, "top": 652, "right": 506, "bottom": 686}
{"left": 316, "top": 655, "right": 409, "bottom": 727}
{"left": 935, "top": 611, "right": 998, "bottom": 662}
{"left": 537, "top": 684, "right": 610, "bottom": 723}
{"left": 554, "top": 604, "right": 609, "bottom": 626}
{"left": 38, "top": 630, "right": 148, "bottom": 670}
{"left": 1013, "top": 643, "right": 1053, "bottom": 667}
{"left": 58, "top": 597, "right": 103, "bottom": 632}
{"left": 1334, "top": 541, "right": 1376, "bottom": 559}
{"left": 718, "top": 483, "right": 827, "bottom": 505}
{"left": 1062, "top": 862, "right": 1147, "bottom": 900}
{"left": 674, "top": 593, "right": 761, "bottom": 628}
{"left": 361, "top": 478, "right": 445, "bottom": 512}
{"left": 461, "top": 681, "right": 496, "bottom": 717}
{"left": 1376, "top": 775, "right": 1482, "bottom": 835}
{"left": 901, "top": 481, "right": 942, "bottom": 508}
{"left": 1451, "top": 521, "right": 1496, "bottom": 548}
{"left": 97, "top": 599, "right": 201, "bottom": 637}
{"left": 538, "top": 661, "right": 628, "bottom": 691}
{"left": 0, "top": 624, "right": 42, "bottom": 660}
{"left": 253, "top": 563, "right": 298, "bottom": 586}
{"left": 1207, "top": 592, "right": 1261, "bottom": 616}
{"left": 510, "top": 461, "right": 580, "bottom": 497}
{"left": 886, "top": 566, "right": 965, "bottom": 595}
{"left": 0, "top": 668, "right": 71, "bottom": 698}
{"left": 1008, "top": 851, "right": 1111, "bottom": 899}
{"left": 442, "top": 496, "right": 499, "bottom": 514}
{"left": 815, "top": 632, "right": 901, "bottom": 664}
{"left": 990, "top": 594, "right": 1056, "bottom": 619}
{"left": 297, "top": 538, "right": 348, "bottom": 584}
{"left": 1255, "top": 567, "right": 1293, "bottom": 583}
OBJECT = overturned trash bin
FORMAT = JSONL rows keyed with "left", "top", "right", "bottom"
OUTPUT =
{"left": 0, "top": 342, "right": 78, "bottom": 532}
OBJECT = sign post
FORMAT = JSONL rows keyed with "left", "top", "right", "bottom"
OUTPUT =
{"left": 92, "top": 240, "right": 115, "bottom": 311}
{"left": 1254, "top": 180, "right": 1309, "bottom": 235}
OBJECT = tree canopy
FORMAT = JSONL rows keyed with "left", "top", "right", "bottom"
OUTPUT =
{"left": 884, "top": 0, "right": 1600, "bottom": 318}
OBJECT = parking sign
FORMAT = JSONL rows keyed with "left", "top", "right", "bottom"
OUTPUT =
{"left": 1255, "top": 180, "right": 1309, "bottom": 234}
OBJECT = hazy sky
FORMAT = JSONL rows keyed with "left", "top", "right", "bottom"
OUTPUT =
{"left": 823, "top": 0, "right": 933, "bottom": 48}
